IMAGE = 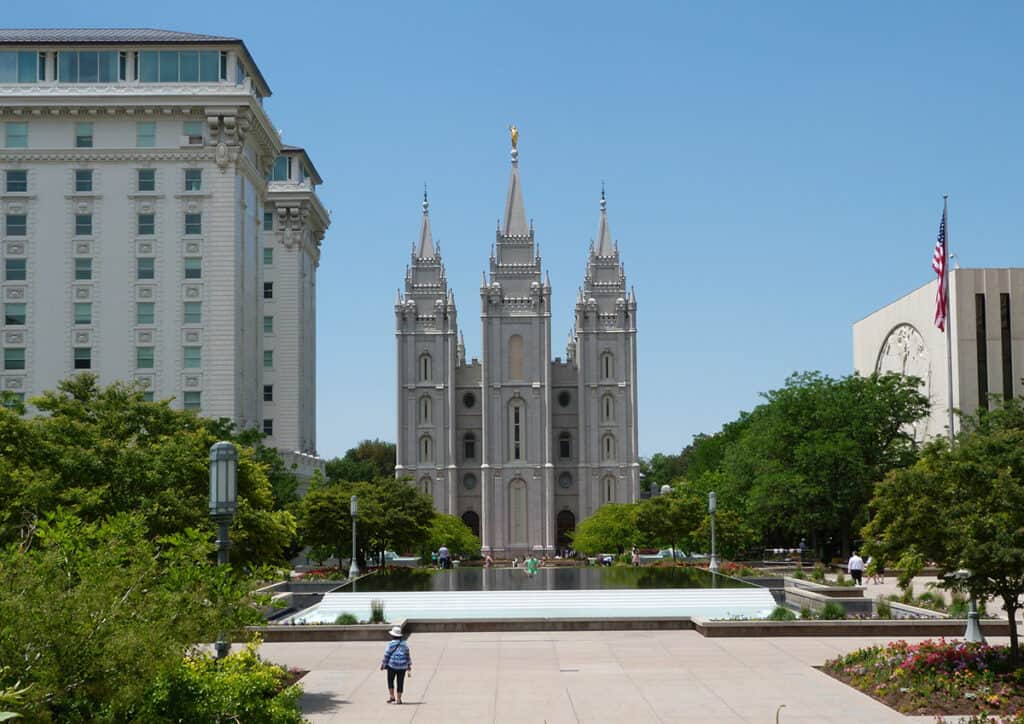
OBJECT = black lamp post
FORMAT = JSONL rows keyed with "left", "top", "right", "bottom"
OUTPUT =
{"left": 708, "top": 491, "right": 719, "bottom": 573}
{"left": 208, "top": 441, "right": 237, "bottom": 659}
{"left": 349, "top": 494, "right": 360, "bottom": 578}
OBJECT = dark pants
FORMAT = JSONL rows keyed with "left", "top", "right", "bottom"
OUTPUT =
{"left": 851, "top": 569, "right": 862, "bottom": 584}
{"left": 386, "top": 667, "right": 407, "bottom": 693}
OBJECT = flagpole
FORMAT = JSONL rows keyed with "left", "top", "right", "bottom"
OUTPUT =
{"left": 944, "top": 195, "right": 955, "bottom": 443}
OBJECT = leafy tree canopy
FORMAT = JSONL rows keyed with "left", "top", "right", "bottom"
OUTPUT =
{"left": 634, "top": 492, "right": 703, "bottom": 553}
{"left": 325, "top": 439, "right": 396, "bottom": 483}
{"left": 423, "top": 513, "right": 480, "bottom": 560}
{"left": 570, "top": 503, "right": 639, "bottom": 555}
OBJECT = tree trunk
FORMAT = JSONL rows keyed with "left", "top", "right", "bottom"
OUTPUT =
{"left": 1004, "top": 595, "right": 1019, "bottom": 664}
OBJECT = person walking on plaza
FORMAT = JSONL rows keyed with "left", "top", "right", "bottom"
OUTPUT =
{"left": 381, "top": 625, "right": 412, "bottom": 704}
{"left": 631, "top": 546, "right": 640, "bottom": 567}
{"left": 438, "top": 544, "right": 450, "bottom": 569}
{"left": 525, "top": 552, "right": 540, "bottom": 576}
{"left": 847, "top": 551, "right": 865, "bottom": 586}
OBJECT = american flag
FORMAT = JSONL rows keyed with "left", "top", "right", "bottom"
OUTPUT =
{"left": 932, "top": 201, "right": 948, "bottom": 331}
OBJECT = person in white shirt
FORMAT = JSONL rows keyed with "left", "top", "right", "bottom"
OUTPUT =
{"left": 847, "top": 551, "right": 865, "bottom": 585}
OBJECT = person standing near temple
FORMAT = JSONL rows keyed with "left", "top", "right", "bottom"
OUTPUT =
{"left": 381, "top": 625, "right": 412, "bottom": 704}
{"left": 847, "top": 551, "right": 865, "bottom": 586}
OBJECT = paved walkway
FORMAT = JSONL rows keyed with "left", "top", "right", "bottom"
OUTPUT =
{"left": 260, "top": 630, "right": 995, "bottom": 723}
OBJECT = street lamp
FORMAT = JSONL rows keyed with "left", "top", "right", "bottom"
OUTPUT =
{"left": 208, "top": 441, "right": 237, "bottom": 660}
{"left": 708, "top": 491, "right": 718, "bottom": 573}
{"left": 950, "top": 569, "right": 985, "bottom": 643}
{"left": 349, "top": 494, "right": 360, "bottom": 578}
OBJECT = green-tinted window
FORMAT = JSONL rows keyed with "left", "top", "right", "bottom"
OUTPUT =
{"left": 138, "top": 50, "right": 220, "bottom": 84}
{"left": 183, "top": 346, "right": 201, "bottom": 369}
{"left": 183, "top": 390, "right": 201, "bottom": 411}
{"left": 0, "top": 51, "right": 41, "bottom": 83}
{"left": 136, "top": 257, "right": 154, "bottom": 280}
{"left": 263, "top": 315, "right": 273, "bottom": 334}
{"left": 5, "top": 258, "right": 25, "bottom": 281}
{"left": 73, "top": 347, "right": 91, "bottom": 369}
{"left": 73, "top": 302, "right": 92, "bottom": 325}
{"left": 263, "top": 211, "right": 274, "bottom": 231}
{"left": 183, "top": 122, "right": 203, "bottom": 144}
{"left": 4, "top": 348, "right": 25, "bottom": 370}
{"left": 57, "top": 51, "right": 117, "bottom": 83}
{"left": 75, "top": 169, "right": 93, "bottom": 192}
{"left": 5, "top": 214, "right": 26, "bottom": 236}
{"left": 136, "top": 122, "right": 155, "bottom": 148}
{"left": 5, "top": 170, "right": 27, "bottom": 193}
{"left": 75, "top": 122, "right": 93, "bottom": 148}
{"left": 262, "top": 419, "right": 273, "bottom": 436}
{"left": 263, "top": 282, "right": 273, "bottom": 300}
{"left": 183, "top": 257, "right": 201, "bottom": 279}
{"left": 5, "top": 122, "right": 27, "bottom": 149}
{"left": 184, "top": 213, "right": 202, "bottom": 235}
{"left": 263, "top": 247, "right": 273, "bottom": 265}
{"left": 136, "top": 346, "right": 154, "bottom": 369}
{"left": 270, "top": 156, "right": 289, "bottom": 181}
{"left": 263, "top": 384, "right": 273, "bottom": 402}
{"left": 184, "top": 169, "right": 202, "bottom": 191}
{"left": 136, "top": 302, "right": 154, "bottom": 325}
{"left": 142, "top": 391, "right": 154, "bottom": 402}
{"left": 137, "top": 168, "right": 155, "bottom": 191}
{"left": 183, "top": 302, "right": 201, "bottom": 324}
{"left": 74, "top": 214, "right": 92, "bottom": 236}
{"left": 263, "top": 350, "right": 273, "bottom": 369}
{"left": 74, "top": 258, "right": 92, "bottom": 280}
{"left": 4, "top": 303, "right": 26, "bottom": 325}
{"left": 137, "top": 213, "right": 155, "bottom": 235}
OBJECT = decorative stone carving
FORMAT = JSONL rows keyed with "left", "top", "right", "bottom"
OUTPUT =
{"left": 184, "top": 286, "right": 200, "bottom": 298}
{"left": 186, "top": 200, "right": 200, "bottom": 214}
{"left": 138, "top": 201, "right": 153, "bottom": 214}
{"left": 5, "top": 202, "right": 24, "bottom": 214}
{"left": 185, "top": 331, "right": 199, "bottom": 343}
{"left": 76, "top": 242, "right": 90, "bottom": 254}
{"left": 876, "top": 323, "right": 930, "bottom": 441}
{"left": 5, "top": 288, "right": 24, "bottom": 300}
{"left": 138, "top": 287, "right": 153, "bottom": 299}
{"left": 133, "top": 375, "right": 152, "bottom": 388}
{"left": 74, "top": 332, "right": 89, "bottom": 344}
{"left": 74, "top": 287, "right": 90, "bottom": 299}
{"left": 5, "top": 332, "right": 23, "bottom": 344}
{"left": 185, "top": 242, "right": 200, "bottom": 254}
{"left": 137, "top": 242, "right": 152, "bottom": 254}
{"left": 184, "top": 375, "right": 200, "bottom": 388}
{"left": 75, "top": 201, "right": 91, "bottom": 214}
{"left": 5, "top": 243, "right": 24, "bottom": 255}
{"left": 137, "top": 331, "right": 152, "bottom": 344}
{"left": 5, "top": 377, "right": 23, "bottom": 390}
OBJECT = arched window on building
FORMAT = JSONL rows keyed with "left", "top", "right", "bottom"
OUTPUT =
{"left": 419, "top": 476, "right": 432, "bottom": 497}
{"left": 556, "top": 510, "right": 576, "bottom": 550}
{"left": 602, "top": 475, "right": 615, "bottom": 504}
{"left": 602, "top": 433, "right": 615, "bottom": 461}
{"left": 420, "top": 435, "right": 433, "bottom": 463}
{"left": 602, "top": 394, "right": 614, "bottom": 423}
{"left": 601, "top": 351, "right": 614, "bottom": 380}
{"left": 509, "top": 399, "right": 525, "bottom": 461}
{"left": 509, "top": 479, "right": 527, "bottom": 544}
{"left": 419, "top": 353, "right": 431, "bottom": 382}
{"left": 420, "top": 395, "right": 432, "bottom": 424}
{"left": 558, "top": 431, "right": 571, "bottom": 459}
{"left": 463, "top": 432, "right": 476, "bottom": 460}
{"left": 461, "top": 510, "right": 480, "bottom": 538}
{"left": 508, "top": 334, "right": 524, "bottom": 380}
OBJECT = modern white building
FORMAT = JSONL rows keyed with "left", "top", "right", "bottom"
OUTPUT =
{"left": 0, "top": 29, "right": 328, "bottom": 464}
{"left": 854, "top": 268, "right": 1024, "bottom": 440}
{"left": 395, "top": 137, "right": 640, "bottom": 557}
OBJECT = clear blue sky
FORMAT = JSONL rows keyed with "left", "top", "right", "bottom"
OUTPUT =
{"left": 13, "top": 3, "right": 1023, "bottom": 459}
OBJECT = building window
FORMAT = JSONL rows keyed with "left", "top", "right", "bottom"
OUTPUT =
{"left": 183, "top": 346, "right": 201, "bottom": 369}
{"left": 263, "top": 418, "right": 273, "bottom": 436}
{"left": 75, "top": 122, "right": 93, "bottom": 148}
{"left": 183, "top": 121, "right": 204, "bottom": 145}
{"left": 137, "top": 213, "right": 155, "bottom": 236}
{"left": 419, "top": 395, "right": 431, "bottom": 424}
{"left": 263, "top": 384, "right": 273, "bottom": 402}
{"left": 184, "top": 257, "right": 201, "bottom": 279}
{"left": 1, "top": 391, "right": 25, "bottom": 408}
{"left": 263, "top": 350, "right": 273, "bottom": 368}
{"left": 136, "top": 302, "right": 154, "bottom": 325}
{"left": 0, "top": 51, "right": 42, "bottom": 83}
{"left": 270, "top": 156, "right": 289, "bottom": 181}
{"left": 601, "top": 352, "right": 614, "bottom": 380}
{"left": 74, "top": 169, "right": 93, "bottom": 192}
{"left": 138, "top": 50, "right": 220, "bottom": 83}
{"left": 73, "top": 302, "right": 91, "bottom": 325}
{"left": 57, "top": 51, "right": 118, "bottom": 83}
{"left": 5, "top": 214, "right": 26, "bottom": 236}
{"left": 184, "top": 168, "right": 202, "bottom": 191}
{"left": 136, "top": 346, "right": 154, "bottom": 369}
{"left": 74, "top": 214, "right": 92, "bottom": 236}
{"left": 136, "top": 257, "right": 154, "bottom": 280}
{"left": 602, "top": 394, "right": 614, "bottom": 422}
{"left": 463, "top": 432, "right": 476, "bottom": 460}
{"left": 602, "top": 434, "right": 615, "bottom": 461}
{"left": 419, "top": 435, "right": 432, "bottom": 463}
{"left": 184, "top": 213, "right": 202, "bottom": 235}
{"left": 5, "top": 258, "right": 26, "bottom": 281}
{"left": 419, "top": 353, "right": 431, "bottom": 382}
{"left": 5, "top": 170, "right": 27, "bottom": 193}
{"left": 142, "top": 391, "right": 154, "bottom": 402}
{"left": 509, "top": 479, "right": 527, "bottom": 544}
{"left": 975, "top": 293, "right": 989, "bottom": 411}
{"left": 263, "top": 315, "right": 273, "bottom": 334}
{"left": 463, "top": 473, "right": 477, "bottom": 491}
{"left": 1001, "top": 293, "right": 1014, "bottom": 401}
{"left": 558, "top": 431, "right": 571, "bottom": 459}
{"left": 73, "top": 347, "right": 91, "bottom": 370}
{"left": 602, "top": 475, "right": 615, "bottom": 504}
{"left": 4, "top": 303, "right": 26, "bottom": 326}
{"left": 508, "top": 334, "right": 524, "bottom": 380}
{"left": 263, "top": 212, "right": 274, "bottom": 231}
{"left": 557, "top": 390, "right": 571, "bottom": 408}
{"left": 183, "top": 302, "right": 201, "bottom": 324}
{"left": 463, "top": 391, "right": 476, "bottom": 408}
{"left": 509, "top": 400, "right": 525, "bottom": 461}
{"left": 137, "top": 168, "right": 155, "bottom": 191}
{"left": 74, "top": 258, "right": 92, "bottom": 280}
{"left": 236, "top": 59, "right": 245, "bottom": 86}
{"left": 418, "top": 476, "right": 432, "bottom": 497}
{"left": 183, "top": 391, "right": 201, "bottom": 411}
{"left": 263, "top": 282, "right": 273, "bottom": 300}
{"left": 136, "top": 122, "right": 156, "bottom": 148}
{"left": 4, "top": 347, "right": 25, "bottom": 370}
{"left": 5, "top": 122, "right": 28, "bottom": 148}
{"left": 263, "top": 247, "right": 273, "bottom": 265}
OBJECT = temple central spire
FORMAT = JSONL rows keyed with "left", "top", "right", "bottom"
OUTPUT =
{"left": 417, "top": 185, "right": 436, "bottom": 258}
{"left": 502, "top": 127, "right": 529, "bottom": 237}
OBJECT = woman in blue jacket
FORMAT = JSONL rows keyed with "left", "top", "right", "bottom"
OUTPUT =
{"left": 381, "top": 625, "right": 412, "bottom": 704}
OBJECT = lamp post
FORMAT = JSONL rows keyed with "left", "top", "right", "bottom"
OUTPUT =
{"left": 708, "top": 491, "right": 718, "bottom": 573}
{"left": 951, "top": 569, "right": 985, "bottom": 643}
{"left": 208, "top": 441, "right": 237, "bottom": 660}
{"left": 349, "top": 494, "right": 360, "bottom": 579}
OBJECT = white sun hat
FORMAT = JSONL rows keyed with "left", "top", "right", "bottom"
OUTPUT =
{"left": 388, "top": 625, "right": 404, "bottom": 638}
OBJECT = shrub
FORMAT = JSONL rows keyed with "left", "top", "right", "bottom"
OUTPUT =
{"left": 875, "top": 598, "right": 892, "bottom": 619}
{"left": 821, "top": 602, "right": 847, "bottom": 620}
{"left": 370, "top": 600, "right": 386, "bottom": 624}
{"left": 334, "top": 613, "right": 359, "bottom": 625}
{"left": 799, "top": 605, "right": 815, "bottom": 620}
{"left": 138, "top": 640, "right": 303, "bottom": 723}
{"left": 767, "top": 606, "right": 797, "bottom": 621}
{"left": 811, "top": 564, "right": 826, "bottom": 583}
{"left": 792, "top": 569, "right": 806, "bottom": 580}
{"left": 948, "top": 594, "right": 969, "bottom": 618}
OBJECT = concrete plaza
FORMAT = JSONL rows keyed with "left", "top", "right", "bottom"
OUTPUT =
{"left": 260, "top": 630, "right": 987, "bottom": 723}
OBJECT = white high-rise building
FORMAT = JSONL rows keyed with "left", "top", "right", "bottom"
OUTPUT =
{"left": 0, "top": 29, "right": 328, "bottom": 466}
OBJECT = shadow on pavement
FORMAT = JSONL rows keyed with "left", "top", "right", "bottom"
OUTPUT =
{"left": 301, "top": 692, "right": 349, "bottom": 714}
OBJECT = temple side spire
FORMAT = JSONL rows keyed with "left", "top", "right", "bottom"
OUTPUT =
{"left": 596, "top": 185, "right": 614, "bottom": 256}
{"left": 502, "top": 128, "right": 528, "bottom": 236}
{"left": 417, "top": 186, "right": 436, "bottom": 258}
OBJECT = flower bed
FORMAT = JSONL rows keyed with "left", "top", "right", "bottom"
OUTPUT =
{"left": 823, "top": 638, "right": 1024, "bottom": 719}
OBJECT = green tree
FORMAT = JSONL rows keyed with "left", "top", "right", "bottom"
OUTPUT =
{"left": 569, "top": 503, "right": 639, "bottom": 555}
{"left": 325, "top": 439, "right": 396, "bottom": 483}
{"left": 634, "top": 493, "right": 703, "bottom": 554}
{"left": 296, "top": 485, "right": 353, "bottom": 562}
{"left": 863, "top": 397, "right": 1024, "bottom": 660}
{"left": 423, "top": 514, "right": 480, "bottom": 560}
{"left": 695, "top": 509, "right": 758, "bottom": 560}
{"left": 345, "top": 478, "right": 434, "bottom": 564}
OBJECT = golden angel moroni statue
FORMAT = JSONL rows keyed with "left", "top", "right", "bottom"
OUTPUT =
{"left": 509, "top": 124, "right": 519, "bottom": 149}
